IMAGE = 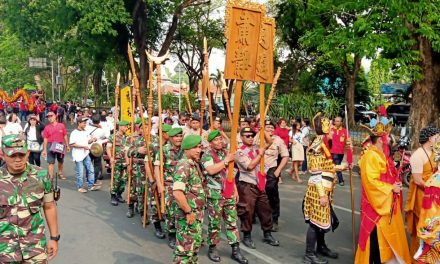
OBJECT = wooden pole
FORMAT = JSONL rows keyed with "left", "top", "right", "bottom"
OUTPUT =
{"left": 221, "top": 74, "right": 233, "bottom": 122}
{"left": 259, "top": 83, "right": 265, "bottom": 171}
{"left": 110, "top": 73, "right": 121, "bottom": 190}
{"left": 204, "top": 37, "right": 214, "bottom": 130}
{"left": 227, "top": 80, "right": 243, "bottom": 181}
{"left": 200, "top": 79, "right": 205, "bottom": 135}
{"left": 264, "top": 67, "right": 281, "bottom": 117}
{"left": 345, "top": 105, "right": 356, "bottom": 255}
{"left": 156, "top": 63, "right": 166, "bottom": 214}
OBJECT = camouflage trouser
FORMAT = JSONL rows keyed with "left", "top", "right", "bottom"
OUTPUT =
{"left": 207, "top": 197, "right": 240, "bottom": 246}
{"left": 129, "top": 162, "right": 146, "bottom": 212}
{"left": 11, "top": 252, "right": 48, "bottom": 264}
{"left": 164, "top": 184, "right": 176, "bottom": 234}
{"left": 111, "top": 163, "right": 127, "bottom": 195}
{"left": 147, "top": 180, "right": 161, "bottom": 223}
{"left": 173, "top": 211, "right": 204, "bottom": 264}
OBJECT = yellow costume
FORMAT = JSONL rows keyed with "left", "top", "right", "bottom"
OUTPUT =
{"left": 355, "top": 145, "right": 411, "bottom": 264}
{"left": 405, "top": 153, "right": 436, "bottom": 262}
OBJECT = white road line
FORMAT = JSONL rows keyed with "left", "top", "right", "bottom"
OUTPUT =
{"left": 333, "top": 205, "right": 360, "bottom": 215}
{"left": 202, "top": 225, "right": 284, "bottom": 264}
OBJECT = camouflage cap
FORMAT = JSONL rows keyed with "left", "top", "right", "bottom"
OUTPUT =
{"left": 181, "top": 135, "right": 202, "bottom": 150}
{"left": 135, "top": 117, "right": 148, "bottom": 125}
{"left": 162, "top": 124, "right": 172, "bottom": 132}
{"left": 207, "top": 129, "right": 221, "bottom": 142}
{"left": 168, "top": 127, "right": 183, "bottom": 137}
{"left": 2, "top": 134, "right": 28, "bottom": 156}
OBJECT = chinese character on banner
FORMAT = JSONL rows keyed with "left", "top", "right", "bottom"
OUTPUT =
{"left": 255, "top": 17, "right": 275, "bottom": 84}
{"left": 224, "top": 1, "right": 266, "bottom": 81}
{"left": 120, "top": 85, "right": 133, "bottom": 135}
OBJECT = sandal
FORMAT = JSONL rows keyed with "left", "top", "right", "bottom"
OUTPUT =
{"left": 58, "top": 174, "right": 67, "bottom": 180}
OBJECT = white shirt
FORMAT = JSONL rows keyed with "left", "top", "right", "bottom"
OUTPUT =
{"left": 26, "top": 126, "right": 38, "bottom": 141}
{"left": 69, "top": 129, "right": 90, "bottom": 162}
{"left": 4, "top": 122, "right": 23, "bottom": 135}
{"left": 85, "top": 124, "right": 108, "bottom": 145}
{"left": 300, "top": 126, "right": 310, "bottom": 146}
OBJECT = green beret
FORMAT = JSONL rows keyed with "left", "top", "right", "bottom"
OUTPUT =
{"left": 2, "top": 134, "right": 28, "bottom": 156}
{"left": 162, "top": 124, "right": 172, "bottom": 132}
{"left": 181, "top": 135, "right": 202, "bottom": 150}
{"left": 118, "top": 120, "right": 130, "bottom": 126}
{"left": 168, "top": 127, "right": 183, "bottom": 137}
{"left": 135, "top": 117, "right": 148, "bottom": 125}
{"left": 208, "top": 129, "right": 221, "bottom": 142}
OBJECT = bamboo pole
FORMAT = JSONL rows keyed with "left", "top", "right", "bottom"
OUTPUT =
{"left": 156, "top": 63, "right": 166, "bottom": 214}
{"left": 259, "top": 83, "right": 265, "bottom": 172}
{"left": 264, "top": 67, "right": 281, "bottom": 118}
{"left": 227, "top": 80, "right": 243, "bottom": 181}
{"left": 110, "top": 73, "right": 121, "bottom": 191}
{"left": 204, "top": 37, "right": 214, "bottom": 130}
{"left": 221, "top": 74, "right": 232, "bottom": 122}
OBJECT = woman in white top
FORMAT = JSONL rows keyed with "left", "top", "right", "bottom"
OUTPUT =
{"left": 4, "top": 113, "right": 23, "bottom": 135}
{"left": 24, "top": 115, "right": 45, "bottom": 166}
{"left": 289, "top": 121, "right": 304, "bottom": 183}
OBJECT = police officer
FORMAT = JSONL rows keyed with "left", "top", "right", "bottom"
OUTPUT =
{"left": 0, "top": 134, "right": 60, "bottom": 263}
{"left": 106, "top": 120, "right": 130, "bottom": 206}
{"left": 172, "top": 135, "right": 206, "bottom": 263}
{"left": 235, "top": 127, "right": 279, "bottom": 249}
{"left": 201, "top": 130, "right": 248, "bottom": 263}
{"left": 260, "top": 120, "right": 289, "bottom": 231}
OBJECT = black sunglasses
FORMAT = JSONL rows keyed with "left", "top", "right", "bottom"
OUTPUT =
{"left": 243, "top": 134, "right": 255, "bottom": 138}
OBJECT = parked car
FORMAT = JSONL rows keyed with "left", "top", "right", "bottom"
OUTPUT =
{"left": 387, "top": 104, "right": 410, "bottom": 125}
{"left": 354, "top": 104, "right": 377, "bottom": 123}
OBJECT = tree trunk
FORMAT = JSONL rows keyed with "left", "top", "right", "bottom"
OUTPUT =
{"left": 342, "top": 55, "right": 361, "bottom": 128}
{"left": 92, "top": 70, "right": 102, "bottom": 106}
{"left": 408, "top": 36, "right": 440, "bottom": 149}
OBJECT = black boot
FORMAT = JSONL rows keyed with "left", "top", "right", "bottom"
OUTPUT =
{"left": 208, "top": 245, "right": 221, "bottom": 262}
{"left": 126, "top": 204, "right": 134, "bottom": 218}
{"left": 168, "top": 232, "right": 176, "bottom": 249}
{"left": 231, "top": 243, "right": 248, "bottom": 264}
{"left": 317, "top": 240, "right": 338, "bottom": 259}
{"left": 241, "top": 232, "right": 255, "bottom": 249}
{"left": 117, "top": 192, "right": 126, "bottom": 203}
{"left": 303, "top": 251, "right": 328, "bottom": 264}
{"left": 263, "top": 231, "right": 280, "bottom": 246}
{"left": 110, "top": 194, "right": 118, "bottom": 206}
{"left": 153, "top": 222, "right": 166, "bottom": 239}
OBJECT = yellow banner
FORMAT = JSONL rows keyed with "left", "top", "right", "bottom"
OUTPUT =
{"left": 120, "top": 85, "right": 133, "bottom": 134}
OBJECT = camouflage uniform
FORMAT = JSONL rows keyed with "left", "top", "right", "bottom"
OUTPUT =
{"left": 0, "top": 164, "right": 53, "bottom": 263}
{"left": 109, "top": 132, "right": 129, "bottom": 195}
{"left": 156, "top": 142, "right": 182, "bottom": 234}
{"left": 127, "top": 135, "right": 147, "bottom": 213}
{"left": 173, "top": 156, "right": 206, "bottom": 264}
{"left": 147, "top": 135, "right": 161, "bottom": 223}
{"left": 201, "top": 147, "right": 239, "bottom": 247}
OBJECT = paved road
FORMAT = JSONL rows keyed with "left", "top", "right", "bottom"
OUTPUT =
{"left": 44, "top": 124, "right": 398, "bottom": 264}
{"left": 46, "top": 155, "right": 371, "bottom": 264}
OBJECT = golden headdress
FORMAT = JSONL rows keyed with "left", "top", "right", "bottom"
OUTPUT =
{"left": 360, "top": 117, "right": 392, "bottom": 137}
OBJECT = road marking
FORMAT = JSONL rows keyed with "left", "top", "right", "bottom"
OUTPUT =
{"left": 202, "top": 225, "right": 284, "bottom": 264}
{"left": 333, "top": 204, "right": 360, "bottom": 215}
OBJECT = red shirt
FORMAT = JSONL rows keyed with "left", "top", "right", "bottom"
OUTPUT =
{"left": 43, "top": 122, "right": 67, "bottom": 143}
{"left": 19, "top": 101, "right": 28, "bottom": 111}
{"left": 330, "top": 127, "right": 348, "bottom": 154}
{"left": 274, "top": 126, "right": 289, "bottom": 146}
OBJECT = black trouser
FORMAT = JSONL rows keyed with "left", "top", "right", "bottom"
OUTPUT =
{"left": 89, "top": 154, "right": 103, "bottom": 182}
{"left": 369, "top": 227, "right": 381, "bottom": 263}
{"left": 29, "top": 152, "right": 41, "bottom": 166}
{"left": 305, "top": 225, "right": 328, "bottom": 253}
{"left": 332, "top": 153, "right": 344, "bottom": 183}
{"left": 265, "top": 167, "right": 280, "bottom": 223}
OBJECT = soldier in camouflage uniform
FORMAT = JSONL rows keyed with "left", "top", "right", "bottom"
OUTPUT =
{"left": 201, "top": 130, "right": 248, "bottom": 264}
{"left": 106, "top": 120, "right": 130, "bottom": 206}
{"left": 172, "top": 135, "right": 206, "bottom": 264}
{"left": 156, "top": 127, "right": 183, "bottom": 248}
{"left": 0, "top": 134, "right": 59, "bottom": 263}
{"left": 126, "top": 118, "right": 148, "bottom": 218}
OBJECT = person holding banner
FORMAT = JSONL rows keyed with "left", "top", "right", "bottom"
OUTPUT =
{"left": 201, "top": 129, "right": 248, "bottom": 264}
{"left": 235, "top": 127, "right": 279, "bottom": 249}
{"left": 106, "top": 120, "right": 130, "bottom": 206}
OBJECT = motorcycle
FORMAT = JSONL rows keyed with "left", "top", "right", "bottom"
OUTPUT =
{"left": 393, "top": 135, "right": 412, "bottom": 187}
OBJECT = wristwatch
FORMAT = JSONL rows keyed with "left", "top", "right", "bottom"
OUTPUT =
{"left": 224, "top": 161, "right": 229, "bottom": 167}
{"left": 50, "top": 234, "right": 61, "bottom": 241}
